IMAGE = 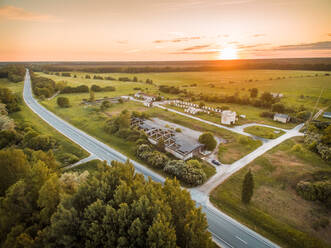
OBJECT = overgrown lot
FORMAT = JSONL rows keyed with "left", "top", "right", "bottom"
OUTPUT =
{"left": 244, "top": 125, "right": 285, "bottom": 139}
{"left": 211, "top": 137, "right": 331, "bottom": 248}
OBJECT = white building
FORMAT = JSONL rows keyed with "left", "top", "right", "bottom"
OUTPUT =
{"left": 221, "top": 110, "right": 236, "bottom": 125}
{"left": 273, "top": 113, "right": 290, "bottom": 123}
{"left": 134, "top": 92, "right": 156, "bottom": 102}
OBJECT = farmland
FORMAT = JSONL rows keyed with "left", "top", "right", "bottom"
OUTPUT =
{"left": 211, "top": 137, "right": 331, "bottom": 248}
{"left": 36, "top": 69, "right": 331, "bottom": 128}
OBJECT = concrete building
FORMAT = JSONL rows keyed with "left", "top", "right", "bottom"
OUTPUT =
{"left": 274, "top": 113, "right": 290, "bottom": 123}
{"left": 134, "top": 92, "right": 156, "bottom": 102}
{"left": 221, "top": 110, "right": 236, "bottom": 125}
{"left": 131, "top": 117, "right": 204, "bottom": 160}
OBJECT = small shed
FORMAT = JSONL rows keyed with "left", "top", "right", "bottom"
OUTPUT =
{"left": 274, "top": 113, "right": 290, "bottom": 123}
{"left": 323, "top": 112, "right": 331, "bottom": 119}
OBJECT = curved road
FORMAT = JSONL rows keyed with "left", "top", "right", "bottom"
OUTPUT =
{"left": 24, "top": 70, "right": 280, "bottom": 248}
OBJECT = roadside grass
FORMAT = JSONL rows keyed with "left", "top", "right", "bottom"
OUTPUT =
{"left": 0, "top": 79, "right": 89, "bottom": 162}
{"left": 218, "top": 136, "right": 262, "bottom": 164}
{"left": 66, "top": 159, "right": 101, "bottom": 174}
{"left": 244, "top": 126, "right": 285, "bottom": 139}
{"left": 211, "top": 137, "right": 331, "bottom": 248}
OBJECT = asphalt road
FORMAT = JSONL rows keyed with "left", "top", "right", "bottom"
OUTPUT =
{"left": 24, "top": 70, "right": 279, "bottom": 248}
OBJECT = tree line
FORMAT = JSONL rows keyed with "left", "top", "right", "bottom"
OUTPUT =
{"left": 0, "top": 65, "right": 25, "bottom": 83}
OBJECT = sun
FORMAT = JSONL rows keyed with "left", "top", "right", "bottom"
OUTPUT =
{"left": 219, "top": 46, "right": 238, "bottom": 60}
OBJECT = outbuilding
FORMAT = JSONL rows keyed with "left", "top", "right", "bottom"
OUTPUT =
{"left": 273, "top": 113, "right": 290, "bottom": 123}
{"left": 221, "top": 110, "right": 236, "bottom": 125}
{"left": 323, "top": 112, "right": 331, "bottom": 119}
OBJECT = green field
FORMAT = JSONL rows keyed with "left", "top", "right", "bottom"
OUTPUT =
{"left": 211, "top": 137, "right": 331, "bottom": 248}
{"left": 0, "top": 79, "right": 89, "bottom": 162}
{"left": 40, "top": 98, "right": 217, "bottom": 184}
{"left": 244, "top": 126, "right": 285, "bottom": 139}
{"left": 37, "top": 70, "right": 331, "bottom": 129}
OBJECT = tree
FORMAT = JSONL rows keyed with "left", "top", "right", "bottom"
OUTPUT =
{"left": 89, "top": 89, "right": 95, "bottom": 101}
{"left": 250, "top": 88, "right": 258, "bottom": 98}
{"left": 100, "top": 100, "right": 112, "bottom": 111}
{"left": 43, "top": 161, "right": 213, "bottom": 247}
{"left": 271, "top": 103, "right": 285, "bottom": 113}
{"left": 57, "top": 97, "right": 70, "bottom": 108}
{"left": 0, "top": 148, "right": 29, "bottom": 196}
{"left": 156, "top": 138, "right": 165, "bottom": 152}
{"left": 241, "top": 169, "right": 254, "bottom": 204}
{"left": 321, "top": 125, "right": 331, "bottom": 145}
{"left": 198, "top": 132, "right": 217, "bottom": 151}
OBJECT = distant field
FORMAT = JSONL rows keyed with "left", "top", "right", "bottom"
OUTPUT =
{"left": 211, "top": 137, "right": 331, "bottom": 248}
{"left": 37, "top": 69, "right": 331, "bottom": 129}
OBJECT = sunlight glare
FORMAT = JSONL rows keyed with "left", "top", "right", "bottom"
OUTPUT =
{"left": 219, "top": 46, "right": 238, "bottom": 60}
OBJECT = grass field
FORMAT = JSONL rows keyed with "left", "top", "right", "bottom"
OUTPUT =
{"left": 244, "top": 126, "right": 285, "bottom": 139}
{"left": 45, "top": 70, "right": 331, "bottom": 109}
{"left": 211, "top": 137, "right": 331, "bottom": 248}
{"left": 37, "top": 69, "right": 331, "bottom": 128}
{"left": 0, "top": 79, "right": 89, "bottom": 162}
{"left": 40, "top": 98, "right": 217, "bottom": 185}
{"left": 66, "top": 159, "right": 101, "bottom": 174}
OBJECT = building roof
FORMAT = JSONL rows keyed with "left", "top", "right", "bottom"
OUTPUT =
{"left": 133, "top": 117, "right": 202, "bottom": 155}
{"left": 323, "top": 112, "right": 331, "bottom": 118}
{"left": 172, "top": 134, "right": 203, "bottom": 155}
{"left": 274, "top": 113, "right": 289, "bottom": 119}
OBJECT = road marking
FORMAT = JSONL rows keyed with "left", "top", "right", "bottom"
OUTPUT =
{"left": 236, "top": 235, "right": 248, "bottom": 245}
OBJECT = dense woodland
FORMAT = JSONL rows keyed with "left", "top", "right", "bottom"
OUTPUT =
{"left": 25, "top": 58, "right": 331, "bottom": 73}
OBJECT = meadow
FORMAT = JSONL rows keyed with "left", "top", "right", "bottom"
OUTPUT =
{"left": 37, "top": 69, "right": 331, "bottom": 129}
{"left": 211, "top": 137, "right": 331, "bottom": 248}
{"left": 244, "top": 126, "right": 285, "bottom": 139}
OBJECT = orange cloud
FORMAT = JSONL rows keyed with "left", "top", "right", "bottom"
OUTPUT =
{"left": 0, "top": 5, "right": 56, "bottom": 21}
{"left": 183, "top": 44, "right": 211, "bottom": 51}
{"left": 154, "top": 36, "right": 200, "bottom": 43}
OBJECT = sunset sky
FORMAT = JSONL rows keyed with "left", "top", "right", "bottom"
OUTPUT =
{"left": 0, "top": 0, "right": 330, "bottom": 61}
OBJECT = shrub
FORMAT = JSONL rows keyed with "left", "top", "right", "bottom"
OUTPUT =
{"left": 58, "top": 153, "right": 79, "bottom": 166}
{"left": 175, "top": 128, "right": 182, "bottom": 132}
{"left": 260, "top": 111, "right": 274, "bottom": 118}
{"left": 291, "top": 144, "right": 303, "bottom": 153}
{"left": 198, "top": 132, "right": 217, "bottom": 151}
{"left": 57, "top": 97, "right": 70, "bottom": 108}
{"left": 271, "top": 103, "right": 285, "bottom": 113}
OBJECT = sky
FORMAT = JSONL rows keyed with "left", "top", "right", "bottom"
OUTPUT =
{"left": 0, "top": 0, "right": 330, "bottom": 61}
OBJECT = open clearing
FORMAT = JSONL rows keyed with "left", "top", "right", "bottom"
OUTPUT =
{"left": 211, "top": 137, "right": 331, "bottom": 248}
{"left": 244, "top": 126, "right": 285, "bottom": 139}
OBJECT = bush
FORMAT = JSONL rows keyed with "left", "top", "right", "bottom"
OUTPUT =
{"left": 57, "top": 97, "right": 70, "bottom": 108}
{"left": 291, "top": 144, "right": 303, "bottom": 153}
{"left": 26, "top": 134, "right": 57, "bottom": 151}
{"left": 260, "top": 111, "right": 274, "bottom": 118}
{"left": 271, "top": 103, "right": 285, "bottom": 113}
{"left": 198, "top": 132, "right": 217, "bottom": 151}
{"left": 57, "top": 153, "right": 79, "bottom": 166}
{"left": 175, "top": 128, "right": 182, "bottom": 132}
{"left": 100, "top": 100, "right": 112, "bottom": 110}
{"left": 61, "top": 85, "right": 89, "bottom": 93}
